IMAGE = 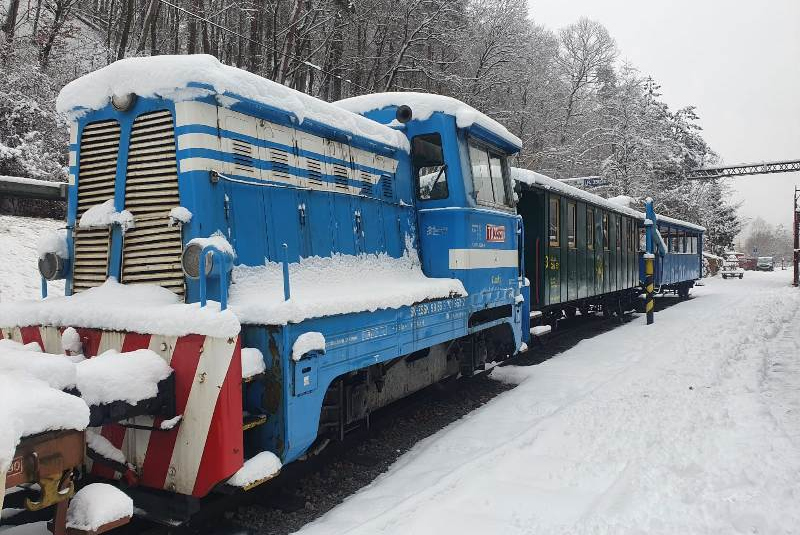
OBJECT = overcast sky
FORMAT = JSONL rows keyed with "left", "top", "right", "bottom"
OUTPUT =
{"left": 529, "top": 0, "right": 800, "bottom": 233}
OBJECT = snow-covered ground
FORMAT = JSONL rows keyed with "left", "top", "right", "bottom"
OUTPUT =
{"left": 296, "top": 270, "right": 800, "bottom": 535}
{"left": 0, "top": 215, "right": 65, "bottom": 302}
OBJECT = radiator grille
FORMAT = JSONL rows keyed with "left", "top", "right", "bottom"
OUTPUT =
{"left": 121, "top": 109, "right": 184, "bottom": 295}
{"left": 72, "top": 119, "right": 120, "bottom": 293}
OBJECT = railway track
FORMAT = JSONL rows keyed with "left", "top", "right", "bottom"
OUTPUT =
{"left": 74, "top": 297, "right": 690, "bottom": 535}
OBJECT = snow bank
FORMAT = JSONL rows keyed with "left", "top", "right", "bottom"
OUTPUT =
{"left": 0, "top": 346, "right": 77, "bottom": 390}
{"left": 0, "top": 372, "right": 89, "bottom": 473}
{"left": 0, "top": 278, "right": 240, "bottom": 338}
{"left": 76, "top": 349, "right": 172, "bottom": 406}
{"left": 86, "top": 429, "right": 126, "bottom": 465}
{"left": 188, "top": 231, "right": 235, "bottom": 257}
{"left": 168, "top": 206, "right": 192, "bottom": 226}
{"left": 66, "top": 483, "right": 132, "bottom": 532}
{"left": 296, "top": 272, "right": 800, "bottom": 535}
{"left": 36, "top": 229, "right": 68, "bottom": 260}
{"left": 78, "top": 199, "right": 135, "bottom": 233}
{"left": 229, "top": 252, "right": 466, "bottom": 325}
{"left": 227, "top": 451, "right": 282, "bottom": 487}
{"left": 335, "top": 92, "right": 522, "bottom": 149}
{"left": 241, "top": 348, "right": 265, "bottom": 379}
{"left": 56, "top": 55, "right": 408, "bottom": 152}
{"left": 159, "top": 415, "right": 182, "bottom": 430}
{"left": 291, "top": 332, "right": 325, "bottom": 361}
{"left": 61, "top": 326, "right": 82, "bottom": 354}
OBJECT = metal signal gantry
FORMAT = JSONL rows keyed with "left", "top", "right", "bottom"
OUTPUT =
{"left": 686, "top": 159, "right": 800, "bottom": 180}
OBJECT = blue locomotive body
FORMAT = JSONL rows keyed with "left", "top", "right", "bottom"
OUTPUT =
{"left": 56, "top": 60, "right": 525, "bottom": 472}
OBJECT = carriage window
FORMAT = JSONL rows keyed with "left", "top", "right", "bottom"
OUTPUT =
{"left": 412, "top": 134, "right": 448, "bottom": 200}
{"left": 691, "top": 235, "right": 698, "bottom": 253}
{"left": 567, "top": 202, "right": 577, "bottom": 248}
{"left": 602, "top": 213, "right": 609, "bottom": 250}
{"left": 587, "top": 208, "right": 594, "bottom": 250}
{"left": 549, "top": 197, "right": 560, "bottom": 247}
{"left": 678, "top": 231, "right": 685, "bottom": 253}
{"left": 615, "top": 216, "right": 621, "bottom": 250}
{"left": 639, "top": 227, "right": 646, "bottom": 251}
{"left": 670, "top": 229, "right": 678, "bottom": 252}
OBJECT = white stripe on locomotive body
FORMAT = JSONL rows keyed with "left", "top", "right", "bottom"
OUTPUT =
{"left": 448, "top": 248, "right": 519, "bottom": 270}
{"left": 173, "top": 100, "right": 399, "bottom": 198}
{"left": 176, "top": 132, "right": 220, "bottom": 152}
{"left": 97, "top": 331, "right": 125, "bottom": 355}
{"left": 166, "top": 335, "right": 236, "bottom": 494}
{"left": 68, "top": 151, "right": 77, "bottom": 167}
{"left": 39, "top": 326, "right": 63, "bottom": 353}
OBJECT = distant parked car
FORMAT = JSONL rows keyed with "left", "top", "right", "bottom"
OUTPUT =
{"left": 756, "top": 256, "right": 775, "bottom": 271}
{"left": 721, "top": 256, "right": 744, "bottom": 279}
{"left": 740, "top": 257, "right": 757, "bottom": 271}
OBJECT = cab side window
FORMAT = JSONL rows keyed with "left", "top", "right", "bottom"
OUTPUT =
{"left": 469, "top": 140, "right": 511, "bottom": 208}
{"left": 412, "top": 134, "right": 448, "bottom": 200}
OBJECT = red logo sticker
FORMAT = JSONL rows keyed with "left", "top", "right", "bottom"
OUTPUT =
{"left": 486, "top": 224, "right": 506, "bottom": 243}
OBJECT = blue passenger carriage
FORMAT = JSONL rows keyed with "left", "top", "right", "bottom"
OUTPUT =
{"left": 648, "top": 216, "right": 704, "bottom": 298}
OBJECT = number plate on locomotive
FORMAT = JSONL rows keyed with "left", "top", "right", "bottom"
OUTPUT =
{"left": 8, "top": 456, "right": 23, "bottom": 478}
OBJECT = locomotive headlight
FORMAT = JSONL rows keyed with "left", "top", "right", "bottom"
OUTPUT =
{"left": 181, "top": 243, "right": 213, "bottom": 279}
{"left": 38, "top": 252, "right": 67, "bottom": 281}
{"left": 111, "top": 92, "right": 137, "bottom": 111}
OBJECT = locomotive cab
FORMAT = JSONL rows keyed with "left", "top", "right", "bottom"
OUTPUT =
{"left": 335, "top": 94, "right": 523, "bottom": 299}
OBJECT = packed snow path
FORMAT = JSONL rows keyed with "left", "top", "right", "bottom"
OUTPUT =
{"left": 296, "top": 271, "right": 800, "bottom": 535}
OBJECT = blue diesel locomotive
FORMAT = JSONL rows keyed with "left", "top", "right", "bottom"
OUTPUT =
{"left": 1, "top": 54, "right": 703, "bottom": 523}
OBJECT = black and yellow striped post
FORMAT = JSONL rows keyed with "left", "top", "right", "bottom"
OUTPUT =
{"left": 644, "top": 197, "right": 656, "bottom": 325}
{"left": 644, "top": 253, "right": 655, "bottom": 324}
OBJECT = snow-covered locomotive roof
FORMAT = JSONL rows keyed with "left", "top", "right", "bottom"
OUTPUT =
{"left": 334, "top": 92, "right": 522, "bottom": 151}
{"left": 512, "top": 168, "right": 705, "bottom": 232}
{"left": 56, "top": 54, "right": 409, "bottom": 152}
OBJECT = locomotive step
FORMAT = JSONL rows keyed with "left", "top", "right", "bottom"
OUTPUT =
{"left": 243, "top": 415, "right": 267, "bottom": 431}
{"left": 530, "top": 325, "right": 552, "bottom": 337}
{"left": 530, "top": 310, "right": 543, "bottom": 319}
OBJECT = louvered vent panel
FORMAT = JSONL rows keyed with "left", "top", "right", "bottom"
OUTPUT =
{"left": 360, "top": 171, "right": 373, "bottom": 196}
{"left": 307, "top": 158, "right": 324, "bottom": 186}
{"left": 232, "top": 139, "right": 254, "bottom": 172}
{"left": 382, "top": 174, "right": 394, "bottom": 199}
{"left": 332, "top": 164, "right": 349, "bottom": 189}
{"left": 270, "top": 147, "right": 291, "bottom": 181}
{"left": 72, "top": 119, "right": 119, "bottom": 293}
{"left": 121, "top": 110, "right": 184, "bottom": 296}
